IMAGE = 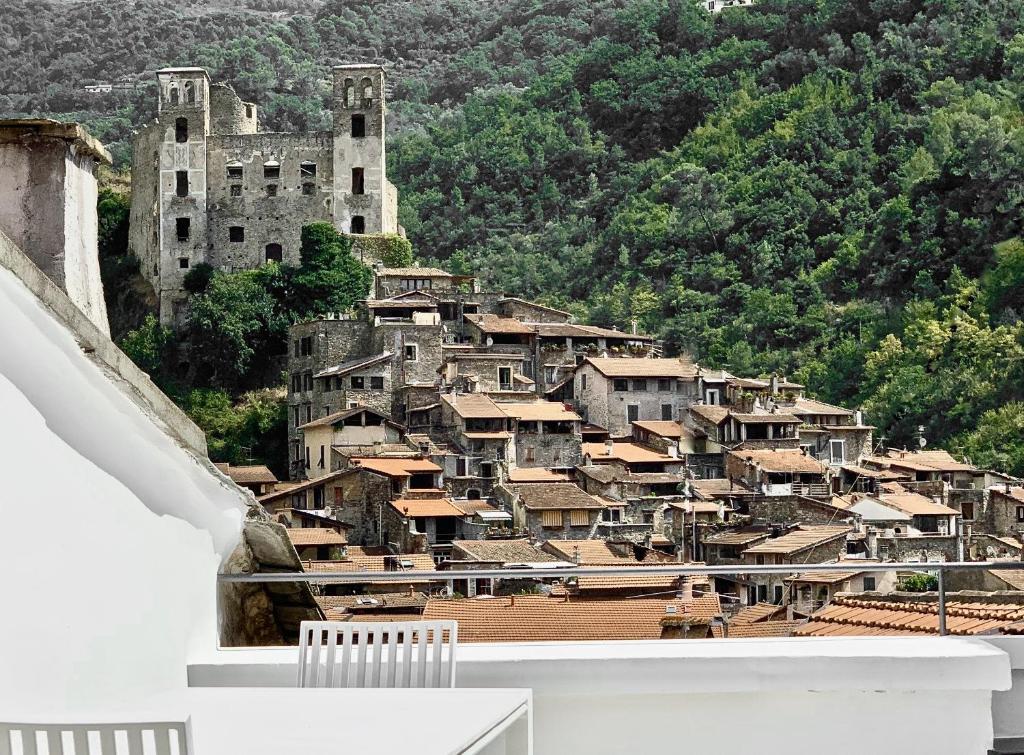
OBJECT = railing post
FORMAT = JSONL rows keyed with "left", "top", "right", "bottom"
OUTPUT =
{"left": 937, "top": 569, "right": 948, "bottom": 636}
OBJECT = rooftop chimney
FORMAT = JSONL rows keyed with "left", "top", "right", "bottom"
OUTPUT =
{"left": 605, "top": 439, "right": 614, "bottom": 456}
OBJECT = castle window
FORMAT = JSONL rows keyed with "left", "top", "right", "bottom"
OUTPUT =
{"left": 344, "top": 78, "right": 355, "bottom": 108}
{"left": 178, "top": 257, "right": 189, "bottom": 269}
{"left": 168, "top": 85, "right": 179, "bottom": 105}
{"left": 266, "top": 184, "right": 278, "bottom": 197}
{"left": 351, "top": 114, "right": 365, "bottom": 138}
{"left": 350, "top": 216, "right": 365, "bottom": 234}
{"left": 229, "top": 226, "right": 244, "bottom": 242}
{"left": 175, "top": 217, "right": 190, "bottom": 241}
{"left": 230, "top": 184, "right": 242, "bottom": 197}
{"left": 175, "top": 117, "right": 188, "bottom": 143}
{"left": 245, "top": 104, "right": 253, "bottom": 118}
{"left": 265, "top": 243, "right": 283, "bottom": 263}
{"left": 301, "top": 161, "right": 317, "bottom": 178}
{"left": 351, "top": 167, "right": 365, "bottom": 195}
{"left": 175, "top": 171, "right": 188, "bottom": 197}
{"left": 263, "top": 160, "right": 280, "bottom": 180}
{"left": 183, "top": 81, "right": 195, "bottom": 104}
{"left": 361, "top": 77, "right": 373, "bottom": 107}
{"left": 302, "top": 183, "right": 316, "bottom": 196}
{"left": 226, "top": 163, "right": 243, "bottom": 180}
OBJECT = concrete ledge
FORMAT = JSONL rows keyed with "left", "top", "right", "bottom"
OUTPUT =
{"left": 0, "top": 118, "right": 113, "bottom": 164}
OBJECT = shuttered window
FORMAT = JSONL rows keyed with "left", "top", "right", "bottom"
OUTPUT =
{"left": 569, "top": 509, "right": 590, "bottom": 527}
{"left": 541, "top": 510, "right": 563, "bottom": 528}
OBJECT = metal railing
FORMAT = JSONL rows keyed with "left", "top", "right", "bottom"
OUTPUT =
{"left": 217, "top": 560, "right": 1024, "bottom": 636}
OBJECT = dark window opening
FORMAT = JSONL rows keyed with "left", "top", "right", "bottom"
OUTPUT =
{"left": 661, "top": 403, "right": 673, "bottom": 421}
{"left": 351, "top": 114, "right": 365, "bottom": 137}
{"left": 168, "top": 86, "right": 179, "bottom": 106}
{"left": 301, "top": 161, "right": 317, "bottom": 178}
{"left": 370, "top": 376, "right": 384, "bottom": 390}
{"left": 263, "top": 162, "right": 280, "bottom": 180}
{"left": 302, "top": 183, "right": 316, "bottom": 196}
{"left": 175, "top": 171, "right": 188, "bottom": 197}
{"left": 613, "top": 379, "right": 628, "bottom": 392}
{"left": 175, "top": 117, "right": 188, "bottom": 143}
{"left": 245, "top": 104, "right": 253, "bottom": 118}
{"left": 229, "top": 226, "right": 244, "bottom": 243}
{"left": 176, "top": 217, "right": 190, "bottom": 242}
{"left": 351, "top": 376, "right": 365, "bottom": 389}
{"left": 266, "top": 184, "right": 278, "bottom": 197}
{"left": 361, "top": 77, "right": 373, "bottom": 107}
{"left": 350, "top": 216, "right": 365, "bottom": 234}
{"left": 265, "top": 243, "right": 282, "bottom": 263}
{"left": 300, "top": 337, "right": 313, "bottom": 357}
{"left": 178, "top": 257, "right": 189, "bottom": 269}
{"left": 183, "top": 81, "right": 195, "bottom": 104}
{"left": 352, "top": 167, "right": 365, "bottom": 195}
{"left": 344, "top": 78, "right": 355, "bottom": 108}
{"left": 627, "top": 405, "right": 639, "bottom": 423}
{"left": 230, "top": 184, "right": 242, "bottom": 197}
{"left": 227, "top": 164, "right": 243, "bottom": 180}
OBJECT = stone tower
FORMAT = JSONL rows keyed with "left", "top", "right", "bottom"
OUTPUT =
{"left": 331, "top": 65, "right": 397, "bottom": 236}
{"left": 154, "top": 68, "right": 211, "bottom": 322}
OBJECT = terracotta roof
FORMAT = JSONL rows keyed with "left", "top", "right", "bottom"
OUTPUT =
{"left": 303, "top": 553, "right": 436, "bottom": 574}
{"left": 297, "top": 405, "right": 402, "bottom": 431}
{"left": 691, "top": 478, "right": 753, "bottom": 499}
{"left": 703, "top": 530, "right": 769, "bottom": 546}
{"left": 423, "top": 594, "right": 721, "bottom": 642}
{"left": 498, "top": 297, "right": 572, "bottom": 318}
{"left": 389, "top": 497, "right": 468, "bottom": 518}
{"left": 632, "top": 420, "right": 691, "bottom": 438}
{"left": 688, "top": 405, "right": 731, "bottom": 425}
{"left": 785, "top": 570, "right": 865, "bottom": 585}
{"left": 499, "top": 401, "right": 581, "bottom": 421}
{"left": 727, "top": 448, "right": 828, "bottom": 474}
{"left": 533, "top": 323, "right": 654, "bottom": 341}
{"left": 726, "top": 620, "right": 805, "bottom": 638}
{"left": 742, "top": 526, "right": 851, "bottom": 556}
{"left": 730, "top": 413, "right": 801, "bottom": 424}
{"left": 543, "top": 539, "right": 631, "bottom": 564}
{"left": 463, "top": 431, "right": 514, "bottom": 439}
{"left": 877, "top": 492, "right": 959, "bottom": 517}
{"left": 316, "top": 593, "right": 428, "bottom": 613}
{"left": 350, "top": 457, "right": 441, "bottom": 477}
{"left": 574, "top": 573, "right": 682, "bottom": 591}
{"left": 788, "top": 398, "right": 855, "bottom": 417}
{"left": 870, "top": 450, "right": 977, "bottom": 474}
{"left": 285, "top": 528, "right": 348, "bottom": 547}
{"left": 214, "top": 463, "right": 278, "bottom": 485}
{"left": 841, "top": 464, "right": 908, "bottom": 480}
{"left": 314, "top": 352, "right": 392, "bottom": 380}
{"left": 730, "top": 602, "right": 787, "bottom": 624}
{"left": 794, "top": 594, "right": 1024, "bottom": 637}
{"left": 451, "top": 539, "right": 565, "bottom": 564}
{"left": 506, "top": 468, "right": 572, "bottom": 483}
{"left": 994, "top": 487, "right": 1024, "bottom": 504}
{"left": 509, "top": 483, "right": 604, "bottom": 510}
{"left": 378, "top": 267, "right": 452, "bottom": 277}
{"left": 582, "top": 357, "right": 697, "bottom": 379}
{"left": 464, "top": 313, "right": 536, "bottom": 335}
{"left": 441, "top": 393, "right": 508, "bottom": 419}
{"left": 583, "top": 441, "right": 674, "bottom": 464}
{"left": 991, "top": 570, "right": 1024, "bottom": 591}
{"left": 728, "top": 377, "right": 770, "bottom": 389}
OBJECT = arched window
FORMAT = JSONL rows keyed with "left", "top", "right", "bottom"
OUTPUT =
{"left": 183, "top": 81, "right": 195, "bottom": 104}
{"left": 344, "top": 78, "right": 355, "bottom": 108}
{"left": 265, "top": 243, "right": 283, "bottom": 263}
{"left": 361, "top": 77, "right": 373, "bottom": 107}
{"left": 174, "top": 117, "right": 188, "bottom": 144}
{"left": 263, "top": 160, "right": 280, "bottom": 180}
{"left": 350, "top": 216, "right": 365, "bottom": 234}
{"left": 168, "top": 85, "right": 179, "bottom": 106}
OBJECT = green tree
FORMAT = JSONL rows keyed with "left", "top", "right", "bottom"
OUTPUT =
{"left": 956, "top": 403, "right": 1024, "bottom": 478}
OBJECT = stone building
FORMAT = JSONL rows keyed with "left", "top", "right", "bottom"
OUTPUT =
{"left": 0, "top": 119, "right": 111, "bottom": 334}
{"left": 129, "top": 64, "right": 400, "bottom": 326}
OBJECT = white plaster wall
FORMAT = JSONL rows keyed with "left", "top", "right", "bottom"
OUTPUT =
{"left": 62, "top": 148, "right": 110, "bottom": 335}
{"left": 0, "top": 264, "right": 248, "bottom": 716}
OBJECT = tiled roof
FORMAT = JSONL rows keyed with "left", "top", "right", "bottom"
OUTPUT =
{"left": 506, "top": 468, "right": 572, "bottom": 483}
{"left": 316, "top": 593, "right": 428, "bottom": 613}
{"left": 632, "top": 420, "right": 692, "bottom": 438}
{"left": 994, "top": 487, "right": 1024, "bottom": 504}
{"left": 389, "top": 497, "right": 468, "bottom": 518}
{"left": 510, "top": 483, "right": 604, "bottom": 510}
{"left": 785, "top": 570, "right": 865, "bottom": 585}
{"left": 726, "top": 620, "right": 806, "bottom": 638}
{"left": 691, "top": 478, "right": 753, "bottom": 499}
{"left": 582, "top": 357, "right": 697, "bottom": 379}
{"left": 297, "top": 405, "right": 401, "bottom": 430}
{"left": 451, "top": 539, "right": 564, "bottom": 564}
{"left": 214, "top": 463, "right": 278, "bottom": 485}
{"left": 285, "top": 528, "right": 348, "bottom": 547}
{"left": 543, "top": 539, "right": 629, "bottom": 564}
{"left": 730, "top": 413, "right": 801, "bottom": 424}
{"left": 464, "top": 313, "right": 536, "bottom": 334}
{"left": 575, "top": 573, "right": 681, "bottom": 591}
{"left": 730, "top": 602, "right": 787, "bottom": 624}
{"left": 350, "top": 457, "right": 441, "bottom": 477}
{"left": 794, "top": 594, "right": 1024, "bottom": 637}
{"left": 441, "top": 393, "right": 508, "bottom": 419}
{"left": 378, "top": 267, "right": 452, "bottom": 277}
{"left": 533, "top": 322, "right": 654, "bottom": 341}
{"left": 703, "top": 529, "right": 769, "bottom": 546}
{"left": 727, "top": 448, "right": 828, "bottom": 474}
{"left": 499, "top": 401, "right": 582, "bottom": 421}
{"left": 583, "top": 441, "right": 674, "bottom": 464}
{"left": 423, "top": 594, "right": 721, "bottom": 642}
{"left": 314, "top": 352, "right": 392, "bottom": 379}
{"left": 742, "top": 526, "right": 851, "bottom": 556}
{"left": 990, "top": 569, "right": 1024, "bottom": 591}
{"left": 688, "top": 405, "right": 731, "bottom": 425}
{"left": 788, "top": 398, "right": 855, "bottom": 417}
{"left": 728, "top": 377, "right": 770, "bottom": 389}
{"left": 871, "top": 449, "right": 977, "bottom": 473}
{"left": 498, "top": 297, "right": 572, "bottom": 317}
{"left": 878, "top": 492, "right": 959, "bottom": 517}
{"left": 303, "top": 553, "right": 436, "bottom": 573}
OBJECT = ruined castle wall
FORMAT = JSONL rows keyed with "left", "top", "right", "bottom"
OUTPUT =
{"left": 209, "top": 83, "right": 258, "bottom": 136}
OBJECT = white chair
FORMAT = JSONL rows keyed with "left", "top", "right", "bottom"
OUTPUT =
{"left": 0, "top": 721, "right": 190, "bottom": 755}
{"left": 297, "top": 620, "right": 458, "bottom": 689}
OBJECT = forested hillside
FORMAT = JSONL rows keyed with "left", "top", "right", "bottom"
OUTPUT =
{"left": 6, "top": 0, "right": 1024, "bottom": 474}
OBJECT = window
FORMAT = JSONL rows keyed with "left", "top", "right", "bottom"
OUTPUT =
{"left": 351, "top": 376, "right": 365, "bottom": 389}
{"left": 581, "top": 374, "right": 588, "bottom": 391}
{"left": 293, "top": 406, "right": 300, "bottom": 427}
{"left": 541, "top": 510, "right": 563, "bottom": 528}
{"left": 863, "top": 576, "right": 877, "bottom": 591}
{"left": 352, "top": 167, "right": 365, "bottom": 195}
{"left": 1017, "top": 506, "right": 1024, "bottom": 523}
{"left": 318, "top": 445, "right": 325, "bottom": 469}
{"left": 351, "top": 114, "right": 365, "bottom": 137}
{"left": 304, "top": 446, "right": 310, "bottom": 469}
{"left": 773, "top": 585, "right": 784, "bottom": 605}
{"left": 176, "top": 217, "right": 190, "bottom": 242}
{"left": 304, "top": 404, "right": 312, "bottom": 423}
{"left": 480, "top": 462, "right": 493, "bottom": 478}
{"left": 263, "top": 161, "right": 280, "bottom": 180}
{"left": 404, "top": 344, "right": 418, "bottom": 362}
{"left": 229, "top": 226, "right": 244, "bottom": 242}
{"left": 293, "top": 340, "right": 300, "bottom": 357}
{"left": 175, "top": 117, "right": 188, "bottom": 143}
{"left": 178, "top": 257, "right": 189, "bottom": 269}
{"left": 302, "top": 183, "right": 316, "bottom": 195}
{"left": 370, "top": 376, "right": 384, "bottom": 390}
{"left": 227, "top": 163, "right": 243, "bottom": 180}
{"left": 361, "top": 77, "right": 373, "bottom": 106}
{"left": 706, "top": 388, "right": 720, "bottom": 405}
{"left": 350, "top": 216, "right": 365, "bottom": 234}
{"left": 525, "top": 447, "right": 535, "bottom": 463}
{"left": 302, "top": 372, "right": 313, "bottom": 392}
{"left": 265, "top": 243, "right": 282, "bottom": 263}
{"left": 334, "top": 377, "right": 344, "bottom": 391}
{"left": 266, "top": 184, "right": 278, "bottom": 197}
{"left": 613, "top": 379, "right": 628, "bottom": 392}
{"left": 632, "top": 379, "right": 647, "bottom": 391}
{"left": 569, "top": 510, "right": 590, "bottom": 527}
{"left": 658, "top": 378, "right": 672, "bottom": 392}
{"left": 755, "top": 555, "right": 765, "bottom": 565}
{"left": 168, "top": 85, "right": 179, "bottom": 106}
{"left": 602, "top": 508, "right": 622, "bottom": 523}
{"left": 183, "top": 81, "right": 195, "bottom": 104}
{"left": 343, "top": 78, "right": 355, "bottom": 108}
{"left": 627, "top": 404, "right": 639, "bottom": 423}
{"left": 291, "top": 374, "right": 301, "bottom": 393}
{"left": 175, "top": 171, "right": 188, "bottom": 197}
{"left": 661, "top": 404, "right": 673, "bottom": 421}
{"left": 245, "top": 105, "right": 253, "bottom": 119}
{"left": 829, "top": 439, "right": 846, "bottom": 464}
{"left": 300, "top": 337, "right": 313, "bottom": 356}
{"left": 301, "top": 161, "right": 317, "bottom": 178}
{"left": 498, "top": 367, "right": 512, "bottom": 390}
{"left": 230, "top": 184, "right": 242, "bottom": 197}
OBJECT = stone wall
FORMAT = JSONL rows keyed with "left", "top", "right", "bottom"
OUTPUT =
{"left": 515, "top": 430, "right": 582, "bottom": 468}
{"left": 748, "top": 496, "right": 852, "bottom": 526}
{"left": 209, "top": 83, "right": 258, "bottom": 135}
{"left": 372, "top": 322, "right": 443, "bottom": 386}
{"left": 875, "top": 534, "right": 960, "bottom": 562}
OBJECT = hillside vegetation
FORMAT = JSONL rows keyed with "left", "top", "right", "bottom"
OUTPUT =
{"left": 8, "top": 0, "right": 1024, "bottom": 473}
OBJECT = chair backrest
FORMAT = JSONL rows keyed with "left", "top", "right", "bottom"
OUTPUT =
{"left": 297, "top": 620, "right": 458, "bottom": 689}
{"left": 0, "top": 721, "right": 190, "bottom": 755}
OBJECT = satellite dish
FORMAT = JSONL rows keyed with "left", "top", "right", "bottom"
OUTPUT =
{"left": 918, "top": 436, "right": 928, "bottom": 449}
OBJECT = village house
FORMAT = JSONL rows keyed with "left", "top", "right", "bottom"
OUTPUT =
{"left": 987, "top": 485, "right": 1024, "bottom": 539}
{"left": 495, "top": 482, "right": 606, "bottom": 540}
{"left": 380, "top": 492, "right": 506, "bottom": 562}
{"left": 373, "top": 266, "right": 470, "bottom": 299}
{"left": 285, "top": 526, "right": 349, "bottom": 561}
{"left": 500, "top": 401, "right": 583, "bottom": 469}
{"left": 439, "top": 349, "right": 535, "bottom": 396}
{"left": 630, "top": 420, "right": 704, "bottom": 455}
{"left": 582, "top": 439, "right": 685, "bottom": 474}
{"left": 213, "top": 462, "right": 279, "bottom": 495}
{"left": 739, "top": 525, "right": 852, "bottom": 605}
{"left": 444, "top": 539, "right": 572, "bottom": 597}
{"left": 785, "top": 563, "right": 898, "bottom": 615}
{"left": 295, "top": 405, "right": 405, "bottom": 480}
{"left": 725, "top": 448, "right": 830, "bottom": 498}
{"left": 687, "top": 404, "right": 802, "bottom": 451}
{"left": 438, "top": 392, "right": 514, "bottom": 497}
{"left": 782, "top": 397, "right": 874, "bottom": 467}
